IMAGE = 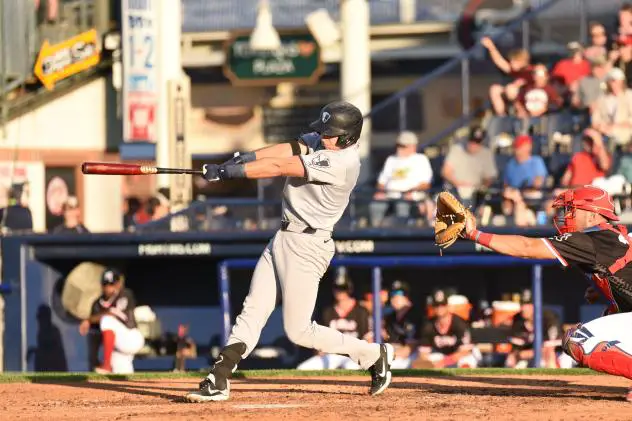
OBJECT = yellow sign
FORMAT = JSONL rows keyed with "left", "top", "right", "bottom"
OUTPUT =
{"left": 33, "top": 29, "right": 101, "bottom": 90}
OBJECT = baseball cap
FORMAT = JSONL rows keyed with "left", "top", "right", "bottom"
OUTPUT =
{"left": 333, "top": 275, "right": 353, "bottom": 292}
{"left": 430, "top": 289, "right": 448, "bottom": 306}
{"left": 607, "top": 67, "right": 627, "bottom": 81}
{"left": 567, "top": 41, "right": 584, "bottom": 53}
{"left": 397, "top": 131, "right": 418, "bottom": 146}
{"left": 513, "top": 134, "right": 533, "bottom": 149}
{"left": 390, "top": 280, "right": 410, "bottom": 297}
{"left": 589, "top": 55, "right": 608, "bottom": 66}
{"left": 101, "top": 268, "right": 124, "bottom": 285}
{"left": 469, "top": 126, "right": 486, "bottom": 143}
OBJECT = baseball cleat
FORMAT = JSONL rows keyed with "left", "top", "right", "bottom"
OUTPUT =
{"left": 185, "top": 373, "right": 230, "bottom": 402}
{"left": 94, "top": 365, "right": 112, "bottom": 374}
{"left": 368, "top": 343, "right": 394, "bottom": 396}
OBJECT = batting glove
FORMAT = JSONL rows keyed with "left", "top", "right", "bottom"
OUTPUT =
{"left": 202, "top": 164, "right": 221, "bottom": 181}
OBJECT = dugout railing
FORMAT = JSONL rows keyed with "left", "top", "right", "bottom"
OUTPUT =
{"left": 218, "top": 255, "right": 556, "bottom": 369}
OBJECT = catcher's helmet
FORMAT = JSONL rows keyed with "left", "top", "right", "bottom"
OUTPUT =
{"left": 552, "top": 185, "right": 618, "bottom": 234}
{"left": 309, "top": 101, "right": 363, "bottom": 149}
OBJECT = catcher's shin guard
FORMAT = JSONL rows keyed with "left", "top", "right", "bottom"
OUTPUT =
{"left": 584, "top": 341, "right": 632, "bottom": 380}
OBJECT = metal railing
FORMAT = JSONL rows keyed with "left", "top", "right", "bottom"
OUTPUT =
{"left": 366, "top": 0, "right": 568, "bottom": 138}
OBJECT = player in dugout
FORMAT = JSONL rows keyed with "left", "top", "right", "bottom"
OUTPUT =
{"left": 78, "top": 269, "right": 145, "bottom": 374}
{"left": 438, "top": 185, "right": 632, "bottom": 401}
{"left": 413, "top": 289, "right": 480, "bottom": 368}
{"left": 297, "top": 273, "right": 370, "bottom": 370}
{"left": 505, "top": 288, "right": 563, "bottom": 369}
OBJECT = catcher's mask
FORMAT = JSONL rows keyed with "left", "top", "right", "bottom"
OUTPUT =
{"left": 552, "top": 185, "right": 618, "bottom": 234}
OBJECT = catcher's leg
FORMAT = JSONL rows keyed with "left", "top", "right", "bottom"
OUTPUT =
{"left": 564, "top": 313, "right": 632, "bottom": 382}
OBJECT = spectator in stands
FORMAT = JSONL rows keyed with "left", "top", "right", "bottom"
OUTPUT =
{"left": 591, "top": 67, "right": 632, "bottom": 147}
{"left": 297, "top": 275, "right": 369, "bottom": 370}
{"left": 505, "top": 289, "right": 562, "bottom": 369}
{"left": 614, "top": 142, "right": 632, "bottom": 183}
{"left": 441, "top": 127, "right": 497, "bottom": 208}
{"left": 481, "top": 37, "right": 532, "bottom": 116}
{"left": 382, "top": 281, "right": 421, "bottom": 369}
{"left": 500, "top": 135, "right": 546, "bottom": 226}
{"left": 146, "top": 193, "right": 170, "bottom": 221}
{"left": 585, "top": 22, "right": 610, "bottom": 62}
{"left": 619, "top": 3, "right": 632, "bottom": 37}
{"left": 501, "top": 187, "right": 537, "bottom": 227}
{"left": 561, "top": 129, "right": 611, "bottom": 188}
{"left": 504, "top": 135, "right": 547, "bottom": 191}
{"left": 413, "top": 289, "right": 479, "bottom": 368}
{"left": 572, "top": 55, "right": 609, "bottom": 111}
{"left": 515, "top": 65, "right": 563, "bottom": 119}
{"left": 123, "top": 197, "right": 142, "bottom": 231}
{"left": 610, "top": 35, "right": 632, "bottom": 87}
{"left": 0, "top": 183, "right": 33, "bottom": 233}
{"left": 370, "top": 131, "right": 433, "bottom": 227}
{"left": 551, "top": 42, "right": 591, "bottom": 96}
{"left": 52, "top": 196, "right": 89, "bottom": 234}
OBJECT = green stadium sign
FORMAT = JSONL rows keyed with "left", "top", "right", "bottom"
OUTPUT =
{"left": 223, "top": 32, "right": 324, "bottom": 86}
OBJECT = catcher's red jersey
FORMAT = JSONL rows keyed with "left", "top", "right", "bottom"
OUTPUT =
{"left": 542, "top": 224, "right": 632, "bottom": 313}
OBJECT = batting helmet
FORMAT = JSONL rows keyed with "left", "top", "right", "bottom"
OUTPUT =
{"left": 552, "top": 185, "right": 618, "bottom": 234}
{"left": 309, "top": 101, "right": 363, "bottom": 149}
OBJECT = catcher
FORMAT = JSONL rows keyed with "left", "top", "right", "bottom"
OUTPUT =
{"left": 435, "top": 186, "right": 632, "bottom": 402}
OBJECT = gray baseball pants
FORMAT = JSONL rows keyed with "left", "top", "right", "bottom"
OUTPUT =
{"left": 226, "top": 230, "right": 381, "bottom": 369}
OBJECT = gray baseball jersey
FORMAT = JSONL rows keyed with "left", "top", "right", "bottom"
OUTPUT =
{"left": 282, "top": 133, "right": 361, "bottom": 231}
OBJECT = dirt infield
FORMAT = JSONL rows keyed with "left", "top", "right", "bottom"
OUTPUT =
{"left": 1, "top": 373, "right": 631, "bottom": 421}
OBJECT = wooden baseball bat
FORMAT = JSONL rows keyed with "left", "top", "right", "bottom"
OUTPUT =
{"left": 81, "top": 162, "right": 204, "bottom": 176}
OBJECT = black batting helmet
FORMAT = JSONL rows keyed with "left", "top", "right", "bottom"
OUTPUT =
{"left": 309, "top": 101, "right": 363, "bottom": 149}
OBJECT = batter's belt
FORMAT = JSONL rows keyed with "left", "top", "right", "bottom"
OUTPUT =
{"left": 280, "top": 220, "right": 332, "bottom": 238}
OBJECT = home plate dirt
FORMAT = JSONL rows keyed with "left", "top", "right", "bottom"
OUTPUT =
{"left": 0, "top": 375, "right": 631, "bottom": 421}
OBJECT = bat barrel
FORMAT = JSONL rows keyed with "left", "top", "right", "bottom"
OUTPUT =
{"left": 81, "top": 162, "right": 157, "bottom": 175}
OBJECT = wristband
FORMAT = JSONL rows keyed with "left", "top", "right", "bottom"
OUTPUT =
{"left": 468, "top": 229, "right": 494, "bottom": 248}
{"left": 234, "top": 151, "right": 256, "bottom": 164}
{"left": 220, "top": 164, "right": 246, "bottom": 179}
{"left": 287, "top": 140, "right": 303, "bottom": 156}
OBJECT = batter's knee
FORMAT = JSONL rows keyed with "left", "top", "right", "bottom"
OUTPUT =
{"left": 284, "top": 320, "right": 314, "bottom": 348}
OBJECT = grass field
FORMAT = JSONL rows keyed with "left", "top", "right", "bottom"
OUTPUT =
{"left": 0, "top": 367, "right": 599, "bottom": 383}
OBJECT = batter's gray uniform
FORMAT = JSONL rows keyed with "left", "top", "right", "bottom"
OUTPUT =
{"left": 226, "top": 135, "right": 381, "bottom": 369}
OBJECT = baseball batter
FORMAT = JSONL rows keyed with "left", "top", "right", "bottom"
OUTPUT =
{"left": 185, "top": 101, "right": 394, "bottom": 402}
{"left": 457, "top": 185, "right": 632, "bottom": 401}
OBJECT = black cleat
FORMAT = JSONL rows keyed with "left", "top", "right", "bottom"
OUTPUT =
{"left": 368, "top": 343, "right": 394, "bottom": 396}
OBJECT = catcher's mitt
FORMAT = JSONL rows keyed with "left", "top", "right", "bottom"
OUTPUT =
{"left": 434, "top": 191, "right": 469, "bottom": 250}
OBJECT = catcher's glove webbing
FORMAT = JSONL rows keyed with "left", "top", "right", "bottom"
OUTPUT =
{"left": 434, "top": 191, "right": 469, "bottom": 250}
